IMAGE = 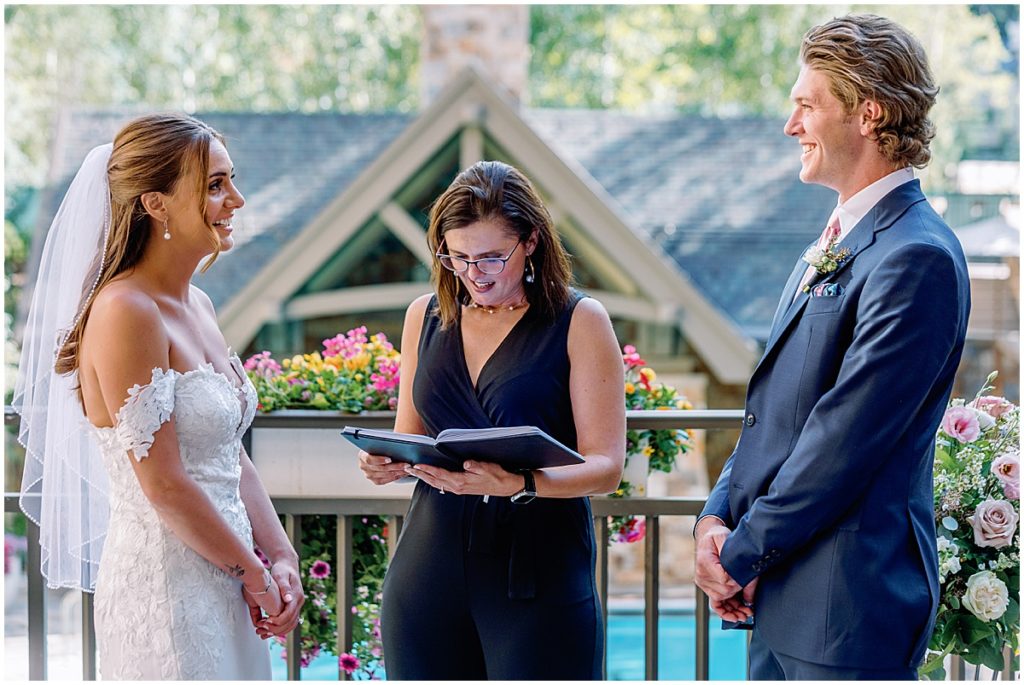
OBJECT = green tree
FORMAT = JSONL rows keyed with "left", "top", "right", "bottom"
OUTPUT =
{"left": 529, "top": 5, "right": 1018, "bottom": 188}
{"left": 4, "top": 5, "right": 421, "bottom": 188}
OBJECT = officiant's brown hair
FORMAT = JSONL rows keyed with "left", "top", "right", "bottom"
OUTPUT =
{"left": 426, "top": 161, "right": 573, "bottom": 329}
{"left": 801, "top": 14, "right": 938, "bottom": 169}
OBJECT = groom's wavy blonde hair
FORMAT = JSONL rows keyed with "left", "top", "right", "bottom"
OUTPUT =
{"left": 801, "top": 14, "right": 938, "bottom": 169}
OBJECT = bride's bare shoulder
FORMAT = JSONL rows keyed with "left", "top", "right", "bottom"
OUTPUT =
{"left": 87, "top": 280, "right": 164, "bottom": 344}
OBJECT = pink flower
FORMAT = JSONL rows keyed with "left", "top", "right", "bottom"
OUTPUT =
{"left": 968, "top": 499, "right": 1019, "bottom": 548}
{"left": 941, "top": 406, "right": 981, "bottom": 443}
{"left": 991, "top": 454, "right": 1020, "bottom": 500}
{"left": 621, "top": 344, "right": 646, "bottom": 369}
{"left": 966, "top": 493, "right": 1015, "bottom": 548}
{"left": 971, "top": 396, "right": 1015, "bottom": 420}
{"left": 339, "top": 653, "right": 361, "bottom": 674}
{"left": 244, "top": 351, "right": 283, "bottom": 378}
{"left": 309, "top": 560, "right": 331, "bottom": 579}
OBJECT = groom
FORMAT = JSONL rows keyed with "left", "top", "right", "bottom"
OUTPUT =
{"left": 694, "top": 14, "right": 970, "bottom": 680}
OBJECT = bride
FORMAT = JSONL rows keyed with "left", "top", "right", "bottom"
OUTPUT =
{"left": 14, "top": 113, "right": 304, "bottom": 679}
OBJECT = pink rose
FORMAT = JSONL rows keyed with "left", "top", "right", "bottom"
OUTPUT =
{"left": 941, "top": 406, "right": 981, "bottom": 443}
{"left": 970, "top": 396, "right": 1015, "bottom": 420}
{"left": 991, "top": 454, "right": 1020, "bottom": 500}
{"left": 968, "top": 499, "right": 1019, "bottom": 548}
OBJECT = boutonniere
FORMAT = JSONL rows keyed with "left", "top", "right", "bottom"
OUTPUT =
{"left": 801, "top": 244, "right": 851, "bottom": 292}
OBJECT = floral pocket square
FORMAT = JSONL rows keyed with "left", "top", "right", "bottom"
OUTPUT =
{"left": 810, "top": 282, "right": 843, "bottom": 298}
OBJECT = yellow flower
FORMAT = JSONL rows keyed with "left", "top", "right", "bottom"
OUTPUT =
{"left": 642, "top": 445, "right": 654, "bottom": 457}
{"left": 625, "top": 382, "right": 635, "bottom": 394}
{"left": 640, "top": 368, "right": 656, "bottom": 383}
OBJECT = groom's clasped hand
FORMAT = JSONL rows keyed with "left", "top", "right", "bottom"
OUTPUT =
{"left": 694, "top": 518, "right": 754, "bottom": 623}
{"left": 242, "top": 560, "right": 307, "bottom": 640}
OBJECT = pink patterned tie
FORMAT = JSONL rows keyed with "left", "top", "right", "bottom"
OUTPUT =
{"left": 796, "top": 216, "right": 842, "bottom": 297}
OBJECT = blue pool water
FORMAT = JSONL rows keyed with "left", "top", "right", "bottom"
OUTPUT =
{"left": 270, "top": 613, "right": 748, "bottom": 680}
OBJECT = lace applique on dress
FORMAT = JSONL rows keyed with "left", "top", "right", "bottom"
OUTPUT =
{"left": 92, "top": 362, "right": 270, "bottom": 680}
{"left": 113, "top": 367, "right": 176, "bottom": 461}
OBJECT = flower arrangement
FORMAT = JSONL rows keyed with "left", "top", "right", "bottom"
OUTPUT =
{"left": 272, "top": 515, "right": 388, "bottom": 678}
{"left": 608, "top": 345, "right": 692, "bottom": 543}
{"left": 920, "top": 372, "right": 1019, "bottom": 679}
{"left": 244, "top": 326, "right": 399, "bottom": 413}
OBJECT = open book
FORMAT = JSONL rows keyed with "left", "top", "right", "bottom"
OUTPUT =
{"left": 341, "top": 425, "right": 585, "bottom": 471}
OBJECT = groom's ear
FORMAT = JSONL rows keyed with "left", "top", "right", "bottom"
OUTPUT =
{"left": 858, "top": 99, "right": 884, "bottom": 138}
{"left": 139, "top": 191, "right": 168, "bottom": 222}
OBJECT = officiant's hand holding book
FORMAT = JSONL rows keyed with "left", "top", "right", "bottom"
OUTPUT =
{"left": 341, "top": 425, "right": 585, "bottom": 472}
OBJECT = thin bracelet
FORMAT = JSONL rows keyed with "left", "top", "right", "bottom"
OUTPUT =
{"left": 245, "top": 569, "right": 273, "bottom": 596}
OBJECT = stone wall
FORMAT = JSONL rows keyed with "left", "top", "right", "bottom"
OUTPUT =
{"left": 420, "top": 5, "right": 529, "bottom": 106}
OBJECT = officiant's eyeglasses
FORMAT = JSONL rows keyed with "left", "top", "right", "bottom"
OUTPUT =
{"left": 436, "top": 240, "right": 521, "bottom": 275}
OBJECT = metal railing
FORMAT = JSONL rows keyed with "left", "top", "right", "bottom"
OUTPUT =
{"left": 6, "top": 492, "right": 721, "bottom": 681}
{"left": 4, "top": 409, "right": 1014, "bottom": 680}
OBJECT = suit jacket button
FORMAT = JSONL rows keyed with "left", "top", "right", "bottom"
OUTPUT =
{"left": 745, "top": 413, "right": 756, "bottom": 426}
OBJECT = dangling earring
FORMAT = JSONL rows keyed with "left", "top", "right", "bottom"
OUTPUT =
{"left": 163, "top": 219, "right": 171, "bottom": 241}
{"left": 524, "top": 255, "right": 535, "bottom": 284}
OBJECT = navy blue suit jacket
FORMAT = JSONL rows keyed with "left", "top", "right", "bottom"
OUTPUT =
{"left": 701, "top": 180, "right": 970, "bottom": 669}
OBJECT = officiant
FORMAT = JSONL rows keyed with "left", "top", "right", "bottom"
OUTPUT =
{"left": 357, "top": 160, "right": 625, "bottom": 680}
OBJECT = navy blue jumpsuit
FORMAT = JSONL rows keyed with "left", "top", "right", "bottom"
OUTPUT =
{"left": 380, "top": 291, "right": 603, "bottom": 680}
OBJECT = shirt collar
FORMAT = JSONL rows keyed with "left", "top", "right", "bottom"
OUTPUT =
{"left": 833, "top": 167, "right": 915, "bottom": 241}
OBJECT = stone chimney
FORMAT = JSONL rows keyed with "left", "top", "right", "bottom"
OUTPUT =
{"left": 420, "top": 5, "right": 529, "bottom": 106}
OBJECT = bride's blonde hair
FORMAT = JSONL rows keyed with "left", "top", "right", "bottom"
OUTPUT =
{"left": 55, "top": 113, "right": 224, "bottom": 376}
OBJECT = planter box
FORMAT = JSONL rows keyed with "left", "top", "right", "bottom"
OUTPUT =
{"left": 247, "top": 410, "right": 415, "bottom": 498}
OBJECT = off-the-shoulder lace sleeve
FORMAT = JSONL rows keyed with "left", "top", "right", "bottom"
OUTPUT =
{"left": 113, "top": 368, "right": 176, "bottom": 461}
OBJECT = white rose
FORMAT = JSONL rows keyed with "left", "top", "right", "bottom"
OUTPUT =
{"left": 972, "top": 407, "right": 996, "bottom": 430}
{"left": 802, "top": 246, "right": 826, "bottom": 267}
{"left": 962, "top": 570, "right": 1009, "bottom": 622}
{"left": 947, "top": 556, "right": 961, "bottom": 574}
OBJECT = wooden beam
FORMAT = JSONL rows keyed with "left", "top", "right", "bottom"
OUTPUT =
{"left": 378, "top": 202, "right": 432, "bottom": 266}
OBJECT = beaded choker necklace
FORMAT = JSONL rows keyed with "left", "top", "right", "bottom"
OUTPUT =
{"left": 466, "top": 300, "right": 529, "bottom": 315}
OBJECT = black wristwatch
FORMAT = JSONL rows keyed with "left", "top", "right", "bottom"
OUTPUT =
{"left": 510, "top": 470, "right": 537, "bottom": 504}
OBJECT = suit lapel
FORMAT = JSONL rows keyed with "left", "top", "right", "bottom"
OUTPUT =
{"left": 755, "top": 180, "right": 928, "bottom": 375}
{"left": 766, "top": 246, "right": 814, "bottom": 344}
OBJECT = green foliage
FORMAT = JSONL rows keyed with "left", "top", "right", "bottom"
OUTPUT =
{"left": 530, "top": 4, "right": 1017, "bottom": 189}
{"left": 5, "top": 5, "right": 421, "bottom": 187}
{"left": 290, "top": 515, "right": 387, "bottom": 677}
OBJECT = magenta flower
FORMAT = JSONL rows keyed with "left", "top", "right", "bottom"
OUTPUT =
{"left": 339, "top": 653, "right": 361, "bottom": 674}
{"left": 941, "top": 406, "right": 981, "bottom": 443}
{"left": 309, "top": 560, "right": 331, "bottom": 579}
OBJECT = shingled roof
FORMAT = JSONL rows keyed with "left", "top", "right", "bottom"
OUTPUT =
{"left": 36, "top": 106, "right": 834, "bottom": 344}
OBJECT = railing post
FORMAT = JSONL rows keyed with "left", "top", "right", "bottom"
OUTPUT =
{"left": 594, "top": 515, "right": 609, "bottom": 679}
{"left": 949, "top": 655, "right": 965, "bottom": 679}
{"left": 285, "top": 513, "right": 303, "bottom": 680}
{"left": 336, "top": 515, "right": 354, "bottom": 680}
{"left": 26, "top": 517, "right": 47, "bottom": 681}
{"left": 644, "top": 515, "right": 659, "bottom": 681}
{"left": 82, "top": 591, "right": 97, "bottom": 680}
{"left": 695, "top": 587, "right": 710, "bottom": 680}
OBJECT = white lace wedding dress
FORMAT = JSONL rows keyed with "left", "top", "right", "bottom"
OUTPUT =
{"left": 90, "top": 355, "right": 272, "bottom": 680}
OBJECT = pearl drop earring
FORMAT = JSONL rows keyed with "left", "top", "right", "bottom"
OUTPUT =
{"left": 163, "top": 219, "right": 171, "bottom": 240}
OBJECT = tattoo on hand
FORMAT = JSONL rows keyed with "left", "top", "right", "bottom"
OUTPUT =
{"left": 225, "top": 563, "right": 245, "bottom": 578}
